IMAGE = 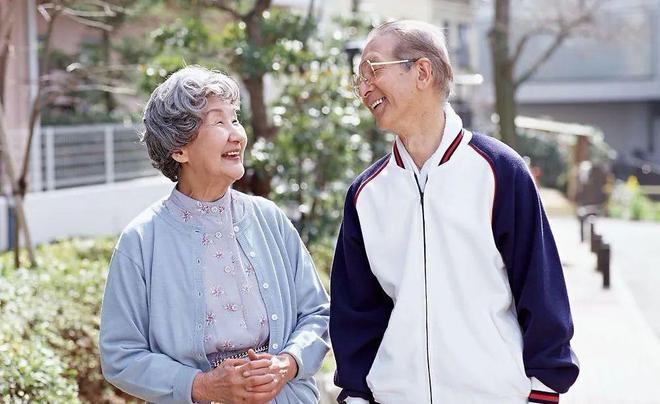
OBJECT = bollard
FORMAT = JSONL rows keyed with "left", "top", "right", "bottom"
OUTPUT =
{"left": 598, "top": 243, "right": 611, "bottom": 288}
{"left": 589, "top": 222, "right": 596, "bottom": 249}
{"left": 591, "top": 233, "right": 602, "bottom": 255}
{"left": 577, "top": 206, "right": 599, "bottom": 243}
{"left": 578, "top": 214, "right": 586, "bottom": 243}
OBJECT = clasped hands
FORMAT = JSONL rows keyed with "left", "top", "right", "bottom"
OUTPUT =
{"left": 192, "top": 349, "right": 298, "bottom": 404}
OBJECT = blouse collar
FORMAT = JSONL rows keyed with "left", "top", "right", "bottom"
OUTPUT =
{"left": 166, "top": 187, "right": 233, "bottom": 226}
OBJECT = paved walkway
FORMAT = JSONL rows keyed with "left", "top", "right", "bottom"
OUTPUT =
{"left": 544, "top": 189, "right": 660, "bottom": 403}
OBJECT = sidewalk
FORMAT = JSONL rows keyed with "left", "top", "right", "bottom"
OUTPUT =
{"left": 543, "top": 189, "right": 660, "bottom": 404}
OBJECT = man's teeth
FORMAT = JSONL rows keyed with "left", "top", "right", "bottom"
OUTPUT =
{"left": 371, "top": 97, "right": 385, "bottom": 110}
{"left": 223, "top": 151, "right": 240, "bottom": 157}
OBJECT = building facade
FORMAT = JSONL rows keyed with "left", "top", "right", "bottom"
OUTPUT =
{"left": 476, "top": 0, "right": 660, "bottom": 178}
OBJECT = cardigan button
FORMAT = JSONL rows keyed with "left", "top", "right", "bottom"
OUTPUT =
{"left": 271, "top": 314, "right": 278, "bottom": 321}
{"left": 272, "top": 343, "right": 279, "bottom": 350}
{"left": 249, "top": 251, "right": 256, "bottom": 258}
{"left": 262, "top": 283, "right": 269, "bottom": 289}
{"left": 233, "top": 226, "right": 239, "bottom": 232}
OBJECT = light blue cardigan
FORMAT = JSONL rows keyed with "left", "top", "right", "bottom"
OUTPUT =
{"left": 99, "top": 189, "right": 330, "bottom": 403}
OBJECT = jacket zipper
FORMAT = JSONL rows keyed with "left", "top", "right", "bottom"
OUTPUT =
{"left": 414, "top": 174, "right": 433, "bottom": 404}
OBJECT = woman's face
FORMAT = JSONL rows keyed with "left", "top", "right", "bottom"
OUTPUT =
{"left": 177, "top": 96, "right": 247, "bottom": 188}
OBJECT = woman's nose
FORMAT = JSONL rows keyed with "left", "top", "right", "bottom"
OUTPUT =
{"left": 229, "top": 126, "right": 247, "bottom": 144}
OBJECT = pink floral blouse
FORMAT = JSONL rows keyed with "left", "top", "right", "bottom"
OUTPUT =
{"left": 165, "top": 188, "right": 269, "bottom": 357}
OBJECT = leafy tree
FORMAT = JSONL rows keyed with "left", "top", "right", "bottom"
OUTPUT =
{"left": 131, "top": 4, "right": 390, "bottom": 246}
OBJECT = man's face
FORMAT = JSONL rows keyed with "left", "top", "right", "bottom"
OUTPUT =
{"left": 358, "top": 33, "right": 418, "bottom": 133}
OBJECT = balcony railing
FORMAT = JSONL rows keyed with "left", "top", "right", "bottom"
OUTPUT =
{"left": 30, "top": 123, "right": 159, "bottom": 192}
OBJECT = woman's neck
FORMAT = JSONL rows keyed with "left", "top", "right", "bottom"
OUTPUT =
{"left": 176, "top": 179, "right": 230, "bottom": 202}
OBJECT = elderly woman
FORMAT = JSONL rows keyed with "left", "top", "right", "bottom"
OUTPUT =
{"left": 99, "top": 66, "right": 330, "bottom": 404}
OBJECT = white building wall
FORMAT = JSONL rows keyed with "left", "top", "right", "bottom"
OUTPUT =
{"left": 0, "top": 176, "right": 172, "bottom": 250}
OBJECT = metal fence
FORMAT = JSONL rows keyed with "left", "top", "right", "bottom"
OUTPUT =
{"left": 30, "top": 123, "right": 158, "bottom": 192}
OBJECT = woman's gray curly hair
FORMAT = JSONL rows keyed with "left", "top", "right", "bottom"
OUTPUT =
{"left": 140, "top": 65, "right": 241, "bottom": 182}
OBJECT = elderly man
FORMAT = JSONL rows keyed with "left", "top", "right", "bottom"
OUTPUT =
{"left": 330, "top": 20, "right": 579, "bottom": 404}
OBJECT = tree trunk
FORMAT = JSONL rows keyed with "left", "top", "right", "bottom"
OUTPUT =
{"left": 0, "top": 101, "right": 36, "bottom": 267}
{"left": 101, "top": 29, "right": 115, "bottom": 113}
{"left": 489, "top": 0, "right": 518, "bottom": 149}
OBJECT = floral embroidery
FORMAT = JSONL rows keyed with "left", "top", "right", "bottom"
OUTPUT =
{"left": 239, "top": 320, "right": 248, "bottom": 329}
{"left": 211, "top": 206, "right": 219, "bottom": 214}
{"left": 224, "top": 303, "right": 239, "bottom": 312}
{"left": 228, "top": 231, "right": 235, "bottom": 240}
{"left": 203, "top": 334, "right": 212, "bottom": 343}
{"left": 210, "top": 286, "right": 224, "bottom": 297}
{"left": 258, "top": 316, "right": 267, "bottom": 327}
{"left": 221, "top": 340, "right": 235, "bottom": 350}
{"left": 214, "top": 250, "right": 223, "bottom": 260}
{"left": 181, "top": 210, "right": 192, "bottom": 222}
{"left": 219, "top": 206, "right": 225, "bottom": 215}
{"left": 223, "top": 265, "right": 234, "bottom": 274}
{"left": 244, "top": 264, "right": 254, "bottom": 276}
{"left": 231, "top": 255, "right": 238, "bottom": 264}
{"left": 240, "top": 282, "right": 252, "bottom": 295}
{"left": 205, "top": 311, "right": 216, "bottom": 325}
{"left": 196, "top": 201, "right": 211, "bottom": 215}
{"left": 201, "top": 233, "right": 212, "bottom": 247}
{"left": 214, "top": 231, "right": 222, "bottom": 239}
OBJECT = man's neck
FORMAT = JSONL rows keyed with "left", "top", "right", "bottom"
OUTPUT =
{"left": 399, "top": 106, "right": 446, "bottom": 170}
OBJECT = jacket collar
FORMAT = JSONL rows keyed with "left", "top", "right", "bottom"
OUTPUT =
{"left": 392, "top": 102, "right": 465, "bottom": 170}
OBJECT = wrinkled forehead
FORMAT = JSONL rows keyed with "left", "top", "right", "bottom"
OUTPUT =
{"left": 359, "top": 32, "right": 399, "bottom": 65}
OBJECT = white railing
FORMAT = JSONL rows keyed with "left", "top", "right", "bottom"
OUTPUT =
{"left": 30, "top": 123, "right": 159, "bottom": 192}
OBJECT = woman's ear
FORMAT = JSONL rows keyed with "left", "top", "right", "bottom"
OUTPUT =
{"left": 171, "top": 148, "right": 188, "bottom": 164}
{"left": 415, "top": 58, "right": 434, "bottom": 90}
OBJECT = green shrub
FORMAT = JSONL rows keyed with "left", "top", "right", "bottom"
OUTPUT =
{"left": 0, "top": 237, "right": 129, "bottom": 403}
{"left": 607, "top": 176, "right": 660, "bottom": 221}
{"left": 516, "top": 130, "right": 568, "bottom": 190}
{"left": 0, "top": 234, "right": 334, "bottom": 402}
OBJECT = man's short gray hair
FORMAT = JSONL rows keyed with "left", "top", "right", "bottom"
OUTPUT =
{"left": 140, "top": 65, "right": 241, "bottom": 182}
{"left": 368, "top": 20, "right": 453, "bottom": 99}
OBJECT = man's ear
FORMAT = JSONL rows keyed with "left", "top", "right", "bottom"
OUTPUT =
{"left": 415, "top": 58, "right": 434, "bottom": 90}
{"left": 171, "top": 148, "right": 189, "bottom": 164}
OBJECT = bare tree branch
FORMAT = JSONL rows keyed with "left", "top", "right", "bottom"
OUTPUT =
{"left": 0, "top": 1, "right": 18, "bottom": 49}
{"left": 63, "top": 10, "right": 114, "bottom": 30}
{"left": 19, "top": 2, "right": 62, "bottom": 195}
{"left": 0, "top": 100, "right": 36, "bottom": 267}
{"left": 514, "top": 9, "right": 596, "bottom": 88}
{"left": 201, "top": 0, "right": 244, "bottom": 19}
{"left": 1, "top": 0, "right": 20, "bottom": 103}
{"left": 244, "top": 0, "right": 271, "bottom": 22}
{"left": 510, "top": 26, "right": 555, "bottom": 66}
{"left": 62, "top": 7, "right": 116, "bottom": 18}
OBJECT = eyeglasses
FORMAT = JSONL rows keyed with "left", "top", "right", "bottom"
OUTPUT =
{"left": 351, "top": 58, "right": 420, "bottom": 98}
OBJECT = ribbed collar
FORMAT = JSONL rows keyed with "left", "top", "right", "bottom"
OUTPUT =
{"left": 393, "top": 102, "right": 464, "bottom": 189}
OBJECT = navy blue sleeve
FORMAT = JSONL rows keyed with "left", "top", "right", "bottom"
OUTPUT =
{"left": 471, "top": 134, "right": 579, "bottom": 394}
{"left": 330, "top": 181, "right": 394, "bottom": 403}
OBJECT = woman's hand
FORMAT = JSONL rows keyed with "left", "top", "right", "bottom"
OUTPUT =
{"left": 191, "top": 358, "right": 278, "bottom": 403}
{"left": 238, "top": 349, "right": 298, "bottom": 401}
